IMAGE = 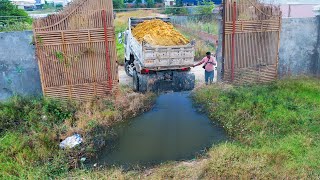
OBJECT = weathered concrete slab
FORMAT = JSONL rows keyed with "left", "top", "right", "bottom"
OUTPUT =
{"left": 279, "top": 17, "right": 320, "bottom": 77}
{"left": 0, "top": 31, "right": 42, "bottom": 100}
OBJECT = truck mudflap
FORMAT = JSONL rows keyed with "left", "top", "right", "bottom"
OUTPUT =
{"left": 137, "top": 71, "right": 195, "bottom": 92}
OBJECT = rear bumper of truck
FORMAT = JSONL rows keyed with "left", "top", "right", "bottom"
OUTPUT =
{"left": 137, "top": 71, "right": 195, "bottom": 92}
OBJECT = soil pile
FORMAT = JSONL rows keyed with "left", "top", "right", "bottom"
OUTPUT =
{"left": 132, "top": 19, "right": 189, "bottom": 46}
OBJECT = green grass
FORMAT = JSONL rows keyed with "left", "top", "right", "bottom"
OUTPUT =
{"left": 27, "top": 8, "right": 57, "bottom": 15}
{"left": 0, "top": 96, "right": 74, "bottom": 179}
{"left": 0, "top": 88, "right": 155, "bottom": 179}
{"left": 184, "top": 21, "right": 218, "bottom": 35}
{"left": 192, "top": 77, "right": 320, "bottom": 178}
{"left": 1, "top": 78, "right": 319, "bottom": 179}
{"left": 0, "top": 22, "right": 32, "bottom": 32}
{"left": 64, "top": 77, "right": 320, "bottom": 179}
{"left": 115, "top": 25, "right": 126, "bottom": 65}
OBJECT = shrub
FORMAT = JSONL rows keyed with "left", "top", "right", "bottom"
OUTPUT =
{"left": 134, "top": 0, "right": 142, "bottom": 8}
{"left": 0, "top": 96, "right": 75, "bottom": 133}
{"left": 113, "top": 0, "right": 124, "bottom": 9}
{"left": 0, "top": 0, "right": 32, "bottom": 31}
{"left": 146, "top": 0, "right": 155, "bottom": 8}
{"left": 0, "top": 0, "right": 31, "bottom": 20}
{"left": 195, "top": 0, "right": 215, "bottom": 15}
{"left": 54, "top": 4, "right": 63, "bottom": 12}
{"left": 164, "top": 7, "right": 189, "bottom": 15}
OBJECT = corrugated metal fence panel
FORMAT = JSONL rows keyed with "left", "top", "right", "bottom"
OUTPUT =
{"left": 223, "top": 0, "right": 282, "bottom": 84}
{"left": 33, "top": 0, "right": 118, "bottom": 101}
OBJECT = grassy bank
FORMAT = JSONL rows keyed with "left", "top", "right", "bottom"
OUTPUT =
{"left": 67, "top": 77, "right": 320, "bottom": 179}
{"left": 192, "top": 78, "right": 320, "bottom": 178}
{"left": 0, "top": 87, "right": 155, "bottom": 179}
{"left": 2, "top": 78, "right": 319, "bottom": 179}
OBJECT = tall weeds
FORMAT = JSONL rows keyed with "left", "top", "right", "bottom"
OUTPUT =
{"left": 0, "top": 87, "right": 155, "bottom": 179}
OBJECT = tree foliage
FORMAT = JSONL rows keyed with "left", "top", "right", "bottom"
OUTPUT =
{"left": 175, "top": 0, "right": 183, "bottom": 7}
{"left": 0, "top": 0, "right": 32, "bottom": 30}
{"left": 0, "top": 0, "right": 31, "bottom": 23}
{"left": 146, "top": 0, "right": 155, "bottom": 8}
{"left": 113, "top": 0, "right": 124, "bottom": 9}
{"left": 196, "top": 0, "right": 215, "bottom": 14}
{"left": 134, "top": 0, "right": 142, "bottom": 7}
{"left": 163, "top": 0, "right": 188, "bottom": 15}
{"left": 164, "top": 7, "right": 188, "bottom": 15}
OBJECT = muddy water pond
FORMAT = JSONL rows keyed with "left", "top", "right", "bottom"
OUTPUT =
{"left": 91, "top": 92, "right": 228, "bottom": 168}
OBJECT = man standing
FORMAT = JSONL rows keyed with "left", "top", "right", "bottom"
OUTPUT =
{"left": 193, "top": 52, "right": 217, "bottom": 85}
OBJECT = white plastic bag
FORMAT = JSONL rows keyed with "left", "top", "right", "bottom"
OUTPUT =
{"left": 59, "top": 134, "right": 83, "bottom": 149}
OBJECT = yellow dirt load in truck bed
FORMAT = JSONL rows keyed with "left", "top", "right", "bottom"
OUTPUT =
{"left": 132, "top": 19, "right": 190, "bottom": 46}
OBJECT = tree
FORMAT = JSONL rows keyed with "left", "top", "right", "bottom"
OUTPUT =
{"left": 146, "top": 0, "right": 155, "bottom": 8}
{"left": 135, "top": 0, "right": 142, "bottom": 8}
{"left": 0, "top": 0, "right": 32, "bottom": 24}
{"left": 175, "top": 0, "right": 182, "bottom": 7}
{"left": 165, "top": 0, "right": 188, "bottom": 15}
{"left": 0, "top": 0, "right": 30, "bottom": 17}
{"left": 196, "top": 0, "right": 215, "bottom": 14}
{"left": 113, "top": 0, "right": 124, "bottom": 9}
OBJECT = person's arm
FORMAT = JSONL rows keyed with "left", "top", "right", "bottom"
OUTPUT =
{"left": 193, "top": 58, "right": 205, "bottom": 67}
{"left": 213, "top": 57, "right": 217, "bottom": 66}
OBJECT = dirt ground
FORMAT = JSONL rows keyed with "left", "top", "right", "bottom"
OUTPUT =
{"left": 118, "top": 65, "right": 218, "bottom": 88}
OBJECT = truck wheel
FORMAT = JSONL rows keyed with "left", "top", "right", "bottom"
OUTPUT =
{"left": 132, "top": 70, "right": 139, "bottom": 92}
{"left": 124, "top": 60, "right": 132, "bottom": 77}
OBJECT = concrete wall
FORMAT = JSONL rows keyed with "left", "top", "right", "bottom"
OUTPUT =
{"left": 279, "top": 17, "right": 320, "bottom": 77}
{"left": 314, "top": 16, "right": 320, "bottom": 76}
{"left": 0, "top": 31, "right": 42, "bottom": 101}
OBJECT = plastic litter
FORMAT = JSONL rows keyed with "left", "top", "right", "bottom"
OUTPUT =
{"left": 59, "top": 134, "right": 83, "bottom": 149}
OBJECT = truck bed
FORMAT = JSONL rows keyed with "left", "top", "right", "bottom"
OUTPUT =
{"left": 127, "top": 17, "right": 195, "bottom": 71}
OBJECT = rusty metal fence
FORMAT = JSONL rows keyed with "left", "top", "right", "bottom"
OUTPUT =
{"left": 33, "top": 0, "right": 118, "bottom": 101}
{"left": 223, "top": 0, "right": 282, "bottom": 84}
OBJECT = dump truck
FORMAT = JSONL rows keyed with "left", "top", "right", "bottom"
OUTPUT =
{"left": 124, "top": 17, "right": 195, "bottom": 92}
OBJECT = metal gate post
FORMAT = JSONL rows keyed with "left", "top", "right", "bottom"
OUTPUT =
{"left": 102, "top": 9, "right": 113, "bottom": 90}
{"left": 231, "top": 1, "right": 236, "bottom": 82}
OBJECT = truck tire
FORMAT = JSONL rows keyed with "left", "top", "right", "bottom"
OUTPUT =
{"left": 124, "top": 60, "right": 132, "bottom": 77}
{"left": 132, "top": 70, "right": 139, "bottom": 92}
{"left": 137, "top": 74, "right": 148, "bottom": 92}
